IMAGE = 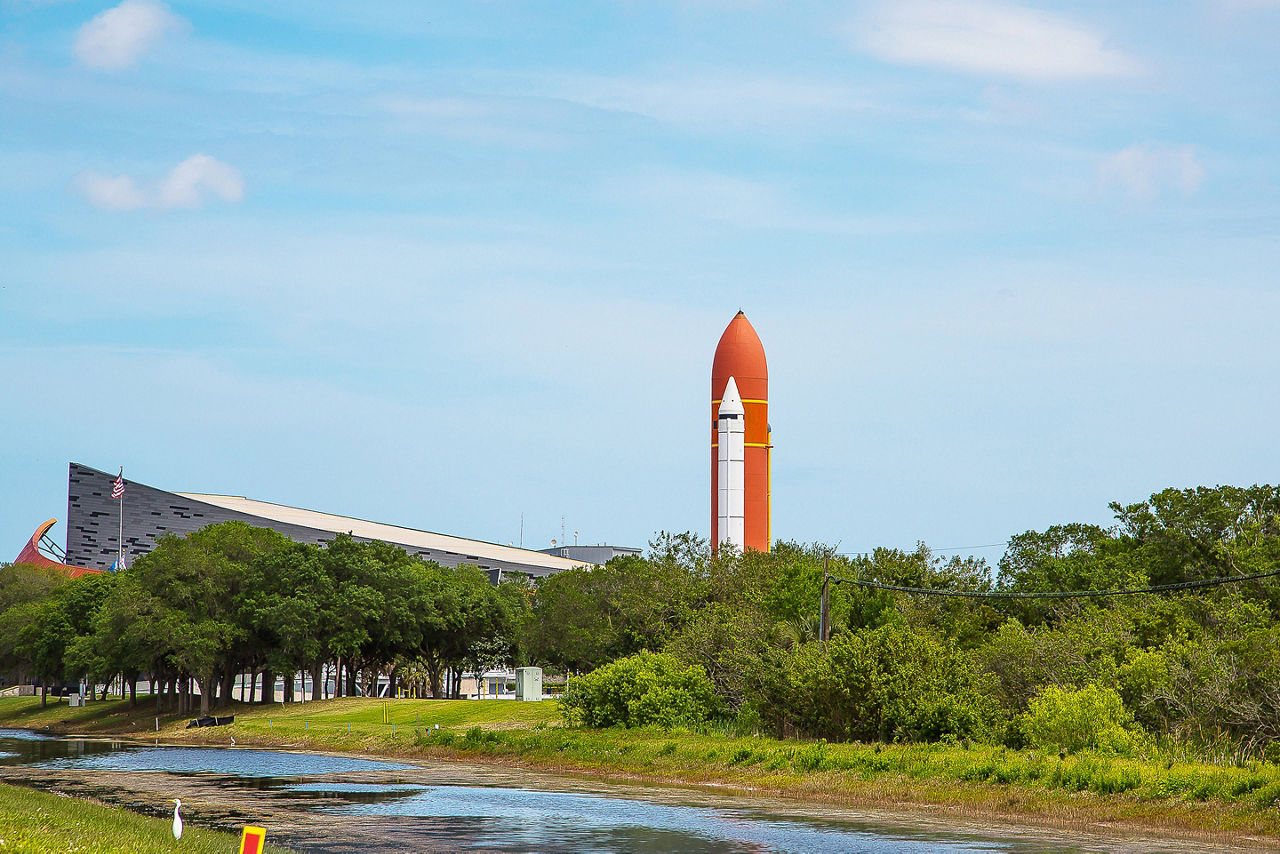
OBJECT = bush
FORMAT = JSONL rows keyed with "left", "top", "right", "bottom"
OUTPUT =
{"left": 1021, "top": 684, "right": 1148, "bottom": 756}
{"left": 559, "top": 651, "right": 723, "bottom": 729}
{"left": 761, "top": 624, "right": 1000, "bottom": 743}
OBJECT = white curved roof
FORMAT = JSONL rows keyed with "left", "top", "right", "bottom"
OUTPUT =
{"left": 176, "top": 492, "right": 589, "bottom": 573}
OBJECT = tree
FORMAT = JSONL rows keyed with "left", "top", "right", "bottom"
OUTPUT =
{"left": 458, "top": 577, "right": 530, "bottom": 687}
{"left": 16, "top": 599, "right": 73, "bottom": 706}
{"left": 0, "top": 563, "right": 68, "bottom": 613}
{"left": 410, "top": 562, "right": 504, "bottom": 698}
{"left": 524, "top": 534, "right": 715, "bottom": 674}
{"left": 60, "top": 573, "right": 118, "bottom": 698}
{"left": 129, "top": 522, "right": 290, "bottom": 714}
{"left": 1110, "top": 485, "right": 1280, "bottom": 589}
{"left": 332, "top": 539, "right": 422, "bottom": 697}
{"left": 316, "top": 535, "right": 389, "bottom": 696}
{"left": 242, "top": 541, "right": 330, "bottom": 701}
{"left": 994, "top": 524, "right": 1149, "bottom": 626}
{"left": 523, "top": 565, "right": 623, "bottom": 672}
{"left": 87, "top": 572, "right": 171, "bottom": 708}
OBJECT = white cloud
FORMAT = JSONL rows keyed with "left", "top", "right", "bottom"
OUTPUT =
{"left": 74, "top": 0, "right": 184, "bottom": 71}
{"left": 74, "top": 171, "right": 147, "bottom": 210}
{"left": 853, "top": 0, "right": 1138, "bottom": 80}
{"left": 76, "top": 155, "right": 245, "bottom": 210}
{"left": 156, "top": 154, "right": 245, "bottom": 208}
{"left": 1098, "top": 143, "right": 1204, "bottom": 201}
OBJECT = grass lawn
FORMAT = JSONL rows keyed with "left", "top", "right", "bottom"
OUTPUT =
{"left": 0, "top": 781, "right": 280, "bottom": 853}
{"left": 0, "top": 695, "right": 558, "bottom": 739}
{"left": 233, "top": 695, "right": 559, "bottom": 731}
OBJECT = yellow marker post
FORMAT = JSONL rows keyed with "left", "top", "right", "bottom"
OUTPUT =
{"left": 239, "top": 826, "right": 267, "bottom": 854}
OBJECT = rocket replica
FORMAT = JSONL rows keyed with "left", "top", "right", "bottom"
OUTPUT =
{"left": 711, "top": 311, "right": 770, "bottom": 552}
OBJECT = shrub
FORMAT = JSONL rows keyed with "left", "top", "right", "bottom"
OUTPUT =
{"left": 1021, "top": 684, "right": 1148, "bottom": 756}
{"left": 793, "top": 743, "right": 828, "bottom": 771}
{"left": 1254, "top": 780, "right": 1280, "bottom": 809}
{"left": 761, "top": 624, "right": 1000, "bottom": 743}
{"left": 462, "top": 726, "right": 500, "bottom": 748}
{"left": 975, "top": 616, "right": 1130, "bottom": 713}
{"left": 559, "top": 651, "right": 722, "bottom": 729}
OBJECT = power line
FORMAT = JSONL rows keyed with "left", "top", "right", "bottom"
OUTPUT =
{"left": 933, "top": 542, "right": 1009, "bottom": 552}
{"left": 825, "top": 567, "right": 1280, "bottom": 599}
{"left": 836, "top": 541, "right": 1010, "bottom": 558}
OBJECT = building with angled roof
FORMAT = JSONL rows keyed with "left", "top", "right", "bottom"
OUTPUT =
{"left": 16, "top": 462, "right": 595, "bottom": 580}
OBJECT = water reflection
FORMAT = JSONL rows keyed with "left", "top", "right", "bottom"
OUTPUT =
{"left": 321, "top": 786, "right": 1010, "bottom": 854}
{"left": 284, "top": 783, "right": 425, "bottom": 793}
{"left": 30, "top": 745, "right": 414, "bottom": 776}
{"left": 269, "top": 782, "right": 429, "bottom": 805}
{"left": 0, "top": 729, "right": 52, "bottom": 740}
{"left": 0, "top": 733, "right": 118, "bottom": 766}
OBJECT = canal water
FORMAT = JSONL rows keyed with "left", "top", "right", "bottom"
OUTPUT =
{"left": 0, "top": 729, "right": 1193, "bottom": 853}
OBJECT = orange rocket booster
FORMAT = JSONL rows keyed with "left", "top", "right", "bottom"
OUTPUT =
{"left": 711, "top": 311, "right": 771, "bottom": 552}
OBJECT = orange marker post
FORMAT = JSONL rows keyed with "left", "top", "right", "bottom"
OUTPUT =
{"left": 239, "top": 826, "right": 267, "bottom": 854}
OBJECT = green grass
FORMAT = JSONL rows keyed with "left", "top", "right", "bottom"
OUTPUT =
{"left": 2, "top": 696, "right": 1278, "bottom": 844}
{"left": 0, "top": 781, "right": 279, "bottom": 853}
{"left": 0, "top": 695, "right": 557, "bottom": 740}
{"left": 0, "top": 695, "right": 200, "bottom": 736}
{"left": 412, "top": 724, "right": 1280, "bottom": 808}
{"left": 234, "top": 695, "right": 558, "bottom": 730}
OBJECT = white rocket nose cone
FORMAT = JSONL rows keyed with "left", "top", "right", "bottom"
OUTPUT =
{"left": 719, "top": 376, "right": 745, "bottom": 417}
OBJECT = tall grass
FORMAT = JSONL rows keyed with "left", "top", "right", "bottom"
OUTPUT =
{"left": 0, "top": 781, "right": 274, "bottom": 854}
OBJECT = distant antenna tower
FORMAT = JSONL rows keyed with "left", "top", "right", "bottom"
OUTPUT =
{"left": 561, "top": 515, "right": 566, "bottom": 546}
{"left": 519, "top": 514, "right": 524, "bottom": 548}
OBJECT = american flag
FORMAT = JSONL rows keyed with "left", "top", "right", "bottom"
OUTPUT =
{"left": 111, "top": 471, "right": 125, "bottom": 500}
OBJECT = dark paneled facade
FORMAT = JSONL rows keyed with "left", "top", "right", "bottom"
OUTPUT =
{"left": 65, "top": 462, "right": 562, "bottom": 580}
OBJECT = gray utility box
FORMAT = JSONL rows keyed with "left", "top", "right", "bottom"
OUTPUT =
{"left": 515, "top": 667, "right": 542, "bottom": 702}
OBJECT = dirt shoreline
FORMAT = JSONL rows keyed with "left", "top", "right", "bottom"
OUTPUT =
{"left": 9, "top": 725, "right": 1277, "bottom": 853}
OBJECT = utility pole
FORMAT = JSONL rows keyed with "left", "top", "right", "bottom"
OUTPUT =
{"left": 820, "top": 554, "right": 830, "bottom": 648}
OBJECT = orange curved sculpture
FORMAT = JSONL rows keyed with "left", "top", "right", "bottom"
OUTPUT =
{"left": 711, "top": 311, "right": 771, "bottom": 552}
{"left": 13, "top": 519, "right": 102, "bottom": 578}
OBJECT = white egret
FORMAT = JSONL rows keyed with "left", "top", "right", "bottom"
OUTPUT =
{"left": 171, "top": 798, "right": 183, "bottom": 840}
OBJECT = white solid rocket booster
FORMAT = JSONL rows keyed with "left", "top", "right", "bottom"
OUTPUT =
{"left": 717, "top": 376, "right": 746, "bottom": 551}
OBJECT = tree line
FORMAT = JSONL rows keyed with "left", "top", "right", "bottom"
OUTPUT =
{"left": 0, "top": 523, "right": 525, "bottom": 715}
{"left": 2, "top": 484, "right": 1279, "bottom": 757}
{"left": 531, "top": 486, "right": 1280, "bottom": 757}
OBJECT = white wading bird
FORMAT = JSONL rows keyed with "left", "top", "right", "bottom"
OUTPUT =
{"left": 171, "top": 798, "right": 183, "bottom": 840}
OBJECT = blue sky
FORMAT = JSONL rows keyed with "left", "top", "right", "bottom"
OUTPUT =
{"left": 2, "top": 0, "right": 1279, "bottom": 563}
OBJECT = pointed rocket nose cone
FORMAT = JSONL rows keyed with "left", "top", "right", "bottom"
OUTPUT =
{"left": 718, "top": 376, "right": 745, "bottom": 417}
{"left": 712, "top": 312, "right": 767, "bottom": 397}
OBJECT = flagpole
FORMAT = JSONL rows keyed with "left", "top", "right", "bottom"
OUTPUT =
{"left": 117, "top": 466, "right": 123, "bottom": 570}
